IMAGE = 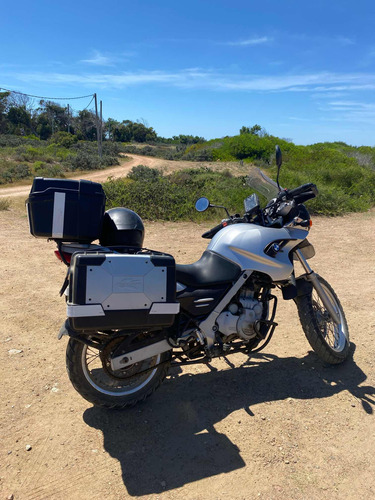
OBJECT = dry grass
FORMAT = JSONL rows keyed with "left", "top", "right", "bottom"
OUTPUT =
{"left": 0, "top": 197, "right": 11, "bottom": 210}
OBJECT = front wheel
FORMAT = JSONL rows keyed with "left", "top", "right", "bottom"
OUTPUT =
{"left": 296, "top": 275, "right": 350, "bottom": 364}
{"left": 66, "top": 334, "right": 171, "bottom": 409}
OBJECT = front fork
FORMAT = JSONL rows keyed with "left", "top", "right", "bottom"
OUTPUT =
{"left": 294, "top": 249, "right": 340, "bottom": 325}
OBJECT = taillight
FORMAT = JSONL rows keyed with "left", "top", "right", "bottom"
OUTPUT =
{"left": 54, "top": 250, "right": 71, "bottom": 264}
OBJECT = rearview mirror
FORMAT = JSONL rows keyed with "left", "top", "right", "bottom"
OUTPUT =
{"left": 275, "top": 145, "right": 282, "bottom": 168}
{"left": 195, "top": 197, "right": 210, "bottom": 212}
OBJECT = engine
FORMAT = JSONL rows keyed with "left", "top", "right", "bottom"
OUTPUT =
{"left": 216, "top": 289, "right": 264, "bottom": 341}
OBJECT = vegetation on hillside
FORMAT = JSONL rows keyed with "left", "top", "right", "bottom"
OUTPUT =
{"left": 104, "top": 153, "right": 375, "bottom": 219}
{"left": 104, "top": 165, "right": 250, "bottom": 221}
{"left": 0, "top": 134, "right": 123, "bottom": 184}
{"left": 0, "top": 88, "right": 374, "bottom": 216}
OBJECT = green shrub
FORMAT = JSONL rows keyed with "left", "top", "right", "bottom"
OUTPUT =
{"left": 104, "top": 168, "right": 249, "bottom": 221}
{"left": 128, "top": 165, "right": 162, "bottom": 181}
{"left": 24, "top": 134, "right": 40, "bottom": 141}
{"left": 104, "top": 150, "right": 375, "bottom": 219}
{"left": 0, "top": 135, "right": 41, "bottom": 148}
{"left": 182, "top": 146, "right": 214, "bottom": 161}
{"left": 49, "top": 131, "right": 78, "bottom": 148}
{"left": 33, "top": 163, "right": 65, "bottom": 178}
{"left": 0, "top": 164, "right": 30, "bottom": 184}
{"left": 257, "top": 143, "right": 375, "bottom": 215}
{"left": 101, "top": 155, "right": 120, "bottom": 167}
{"left": 68, "top": 151, "right": 101, "bottom": 171}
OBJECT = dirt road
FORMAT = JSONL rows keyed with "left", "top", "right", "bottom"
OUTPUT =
{"left": 0, "top": 155, "right": 157, "bottom": 199}
{"left": 0, "top": 154, "right": 248, "bottom": 199}
{"left": 0, "top": 207, "right": 374, "bottom": 499}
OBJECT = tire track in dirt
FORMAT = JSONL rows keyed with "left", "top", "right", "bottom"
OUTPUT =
{"left": 15, "top": 431, "right": 106, "bottom": 500}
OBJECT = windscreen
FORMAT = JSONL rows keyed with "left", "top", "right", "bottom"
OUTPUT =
{"left": 247, "top": 168, "right": 280, "bottom": 201}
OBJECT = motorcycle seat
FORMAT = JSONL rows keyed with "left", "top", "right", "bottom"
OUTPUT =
{"left": 176, "top": 250, "right": 241, "bottom": 288}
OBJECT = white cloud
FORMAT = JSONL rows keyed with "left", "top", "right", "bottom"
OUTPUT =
{"left": 6, "top": 69, "right": 375, "bottom": 95}
{"left": 81, "top": 51, "right": 114, "bottom": 66}
{"left": 80, "top": 50, "right": 133, "bottom": 66}
{"left": 336, "top": 36, "right": 356, "bottom": 46}
{"left": 311, "top": 92, "right": 349, "bottom": 99}
{"left": 221, "top": 36, "right": 272, "bottom": 46}
{"left": 318, "top": 100, "right": 375, "bottom": 124}
{"left": 289, "top": 117, "right": 311, "bottom": 121}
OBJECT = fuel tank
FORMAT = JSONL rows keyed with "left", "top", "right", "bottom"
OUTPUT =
{"left": 207, "top": 223, "right": 308, "bottom": 281}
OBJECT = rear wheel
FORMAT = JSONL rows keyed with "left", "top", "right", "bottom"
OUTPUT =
{"left": 66, "top": 334, "right": 171, "bottom": 409}
{"left": 296, "top": 275, "right": 350, "bottom": 364}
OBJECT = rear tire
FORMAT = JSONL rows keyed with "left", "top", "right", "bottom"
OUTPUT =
{"left": 296, "top": 275, "right": 350, "bottom": 364}
{"left": 66, "top": 336, "right": 171, "bottom": 409}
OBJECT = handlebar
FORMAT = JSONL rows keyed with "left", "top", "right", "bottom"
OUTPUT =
{"left": 284, "top": 183, "right": 318, "bottom": 201}
{"left": 201, "top": 182, "right": 318, "bottom": 239}
{"left": 202, "top": 222, "right": 225, "bottom": 239}
{"left": 293, "top": 190, "right": 317, "bottom": 204}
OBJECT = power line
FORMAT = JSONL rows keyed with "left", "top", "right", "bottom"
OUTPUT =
{"left": 82, "top": 95, "right": 95, "bottom": 111}
{"left": 0, "top": 86, "right": 94, "bottom": 101}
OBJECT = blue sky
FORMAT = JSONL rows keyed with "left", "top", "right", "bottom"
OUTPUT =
{"left": 1, "top": 0, "right": 375, "bottom": 145}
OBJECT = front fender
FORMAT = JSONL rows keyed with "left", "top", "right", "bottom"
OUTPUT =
{"left": 296, "top": 275, "right": 313, "bottom": 296}
{"left": 280, "top": 274, "right": 313, "bottom": 300}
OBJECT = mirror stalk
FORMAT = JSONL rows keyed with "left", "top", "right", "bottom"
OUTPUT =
{"left": 210, "top": 204, "right": 231, "bottom": 218}
{"left": 275, "top": 145, "right": 283, "bottom": 192}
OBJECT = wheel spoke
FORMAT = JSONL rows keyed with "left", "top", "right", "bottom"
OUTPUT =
{"left": 81, "top": 337, "right": 162, "bottom": 396}
{"left": 312, "top": 281, "right": 347, "bottom": 353}
{"left": 87, "top": 355, "right": 100, "bottom": 366}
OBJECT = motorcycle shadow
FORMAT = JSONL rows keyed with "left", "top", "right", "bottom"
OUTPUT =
{"left": 83, "top": 343, "right": 374, "bottom": 496}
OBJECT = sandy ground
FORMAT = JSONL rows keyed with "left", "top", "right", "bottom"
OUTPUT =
{"left": 0, "top": 201, "right": 375, "bottom": 499}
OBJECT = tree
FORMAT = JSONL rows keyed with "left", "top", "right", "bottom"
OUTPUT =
{"left": 105, "top": 118, "right": 120, "bottom": 141}
{"left": 240, "top": 124, "right": 263, "bottom": 136}
{"left": 0, "top": 91, "right": 11, "bottom": 133}
{"left": 73, "top": 110, "right": 97, "bottom": 141}
{"left": 172, "top": 134, "right": 206, "bottom": 144}
{"left": 7, "top": 93, "right": 33, "bottom": 112}
{"left": 240, "top": 126, "right": 251, "bottom": 135}
{"left": 7, "top": 106, "right": 31, "bottom": 135}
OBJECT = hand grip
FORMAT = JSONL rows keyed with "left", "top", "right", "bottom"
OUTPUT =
{"left": 288, "top": 183, "right": 318, "bottom": 199}
{"left": 202, "top": 222, "right": 224, "bottom": 239}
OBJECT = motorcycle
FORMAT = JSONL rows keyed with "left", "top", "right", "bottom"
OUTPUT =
{"left": 54, "top": 146, "right": 350, "bottom": 409}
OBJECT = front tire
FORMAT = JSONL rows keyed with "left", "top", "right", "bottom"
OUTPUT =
{"left": 296, "top": 275, "right": 350, "bottom": 364}
{"left": 66, "top": 336, "right": 171, "bottom": 409}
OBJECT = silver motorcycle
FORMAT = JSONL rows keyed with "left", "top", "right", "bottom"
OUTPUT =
{"left": 60, "top": 146, "right": 350, "bottom": 409}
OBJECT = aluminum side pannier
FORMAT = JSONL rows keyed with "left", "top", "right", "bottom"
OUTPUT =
{"left": 67, "top": 252, "right": 179, "bottom": 331}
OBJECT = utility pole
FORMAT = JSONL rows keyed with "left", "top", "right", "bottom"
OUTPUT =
{"left": 94, "top": 93, "right": 102, "bottom": 157}
{"left": 67, "top": 104, "right": 70, "bottom": 134}
{"left": 99, "top": 100, "right": 103, "bottom": 157}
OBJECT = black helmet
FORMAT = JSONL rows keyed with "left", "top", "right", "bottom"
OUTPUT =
{"left": 99, "top": 207, "right": 145, "bottom": 248}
